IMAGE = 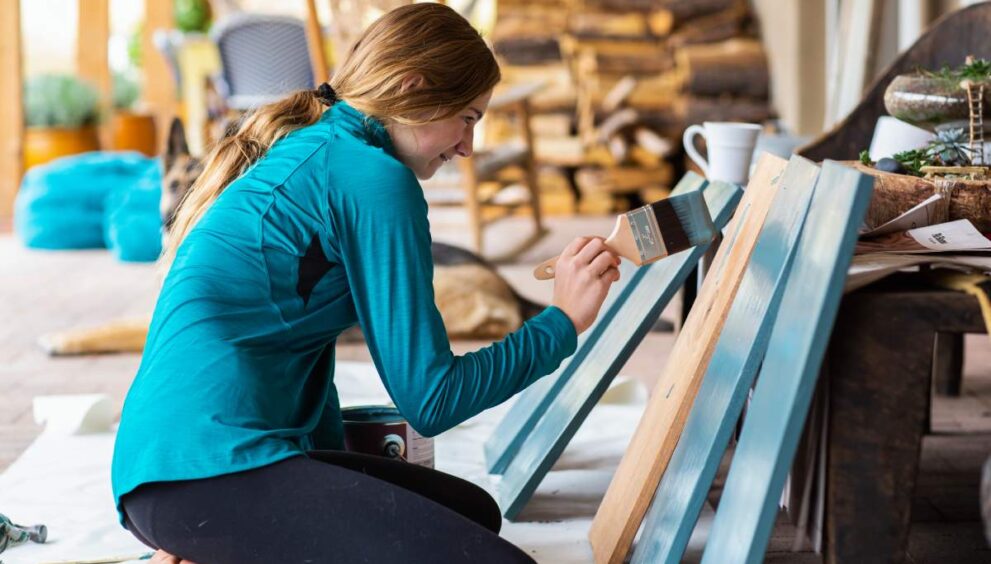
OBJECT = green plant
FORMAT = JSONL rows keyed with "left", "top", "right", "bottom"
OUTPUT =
{"left": 113, "top": 72, "right": 140, "bottom": 111}
{"left": 928, "top": 127, "right": 973, "bottom": 165}
{"left": 24, "top": 74, "right": 101, "bottom": 128}
{"left": 174, "top": 0, "right": 212, "bottom": 33}
{"left": 128, "top": 24, "right": 143, "bottom": 69}
{"left": 919, "top": 58, "right": 991, "bottom": 83}
{"left": 859, "top": 150, "right": 873, "bottom": 166}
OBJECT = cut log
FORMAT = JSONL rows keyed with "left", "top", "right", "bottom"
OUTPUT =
{"left": 608, "top": 135, "right": 629, "bottom": 162}
{"left": 630, "top": 144, "right": 663, "bottom": 167}
{"left": 647, "top": 10, "right": 676, "bottom": 36}
{"left": 680, "top": 95, "right": 775, "bottom": 126}
{"left": 494, "top": 37, "right": 562, "bottom": 65}
{"left": 601, "top": 75, "right": 638, "bottom": 113}
{"left": 663, "top": 0, "right": 741, "bottom": 23}
{"left": 596, "top": 108, "right": 640, "bottom": 143}
{"left": 677, "top": 39, "right": 769, "bottom": 99}
{"left": 576, "top": 164, "right": 674, "bottom": 194}
{"left": 535, "top": 136, "right": 616, "bottom": 167}
{"left": 501, "top": 65, "right": 577, "bottom": 113}
{"left": 625, "top": 73, "right": 682, "bottom": 109}
{"left": 850, "top": 163, "right": 991, "bottom": 231}
{"left": 668, "top": 3, "right": 751, "bottom": 47}
{"left": 570, "top": 12, "right": 649, "bottom": 38}
{"left": 634, "top": 127, "right": 674, "bottom": 157}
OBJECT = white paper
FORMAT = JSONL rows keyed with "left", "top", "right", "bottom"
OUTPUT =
{"left": 907, "top": 219, "right": 991, "bottom": 251}
{"left": 860, "top": 194, "right": 943, "bottom": 237}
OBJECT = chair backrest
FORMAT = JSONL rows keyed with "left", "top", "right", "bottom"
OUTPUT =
{"left": 211, "top": 14, "right": 315, "bottom": 110}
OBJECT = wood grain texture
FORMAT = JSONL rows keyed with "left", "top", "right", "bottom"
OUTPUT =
{"left": 496, "top": 180, "right": 743, "bottom": 520}
{"left": 631, "top": 155, "right": 822, "bottom": 563}
{"left": 588, "top": 153, "right": 786, "bottom": 564}
{"left": 699, "top": 161, "right": 874, "bottom": 564}
{"left": 486, "top": 173, "right": 709, "bottom": 473}
{"left": 0, "top": 0, "right": 23, "bottom": 217}
{"left": 849, "top": 163, "right": 991, "bottom": 231}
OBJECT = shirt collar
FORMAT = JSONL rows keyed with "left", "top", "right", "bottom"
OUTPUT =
{"left": 325, "top": 101, "right": 397, "bottom": 158}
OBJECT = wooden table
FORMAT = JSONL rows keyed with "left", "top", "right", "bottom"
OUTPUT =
{"left": 824, "top": 273, "right": 987, "bottom": 563}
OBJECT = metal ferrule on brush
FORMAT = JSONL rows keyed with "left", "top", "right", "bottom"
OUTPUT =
{"left": 628, "top": 205, "right": 667, "bottom": 263}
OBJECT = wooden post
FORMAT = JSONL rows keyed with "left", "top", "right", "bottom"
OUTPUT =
{"left": 304, "top": 0, "right": 329, "bottom": 84}
{"left": 143, "top": 0, "right": 176, "bottom": 154}
{"left": 0, "top": 0, "right": 23, "bottom": 220}
{"left": 77, "top": 0, "right": 111, "bottom": 147}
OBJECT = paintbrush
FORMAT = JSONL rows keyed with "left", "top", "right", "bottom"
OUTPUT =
{"left": 533, "top": 190, "right": 717, "bottom": 280}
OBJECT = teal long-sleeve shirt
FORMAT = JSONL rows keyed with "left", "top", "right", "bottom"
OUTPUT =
{"left": 110, "top": 102, "right": 578, "bottom": 518}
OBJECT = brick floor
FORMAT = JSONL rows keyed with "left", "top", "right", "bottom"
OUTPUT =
{"left": 2, "top": 214, "right": 990, "bottom": 562}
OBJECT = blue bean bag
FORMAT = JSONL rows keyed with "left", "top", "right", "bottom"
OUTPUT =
{"left": 14, "top": 151, "right": 164, "bottom": 262}
{"left": 104, "top": 162, "right": 163, "bottom": 262}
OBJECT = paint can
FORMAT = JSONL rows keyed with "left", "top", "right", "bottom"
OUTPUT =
{"left": 341, "top": 406, "right": 434, "bottom": 468}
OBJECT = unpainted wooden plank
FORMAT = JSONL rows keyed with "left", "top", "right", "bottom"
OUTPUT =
{"left": 694, "top": 161, "right": 873, "bottom": 563}
{"left": 0, "top": 0, "right": 23, "bottom": 218}
{"left": 483, "top": 173, "right": 709, "bottom": 475}
{"left": 631, "top": 155, "right": 822, "bottom": 563}
{"left": 497, "top": 180, "right": 744, "bottom": 520}
{"left": 588, "top": 153, "right": 787, "bottom": 564}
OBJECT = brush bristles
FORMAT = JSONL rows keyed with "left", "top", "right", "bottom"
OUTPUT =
{"left": 648, "top": 191, "right": 717, "bottom": 258}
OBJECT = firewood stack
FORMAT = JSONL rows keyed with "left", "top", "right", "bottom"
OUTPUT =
{"left": 491, "top": 0, "right": 774, "bottom": 211}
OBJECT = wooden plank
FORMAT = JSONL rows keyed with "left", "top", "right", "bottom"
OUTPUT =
{"left": 588, "top": 153, "right": 787, "bottom": 564}
{"left": 630, "top": 155, "right": 822, "bottom": 563}
{"left": 142, "top": 0, "right": 175, "bottom": 154}
{"left": 304, "top": 0, "right": 329, "bottom": 84}
{"left": 77, "top": 0, "right": 111, "bottom": 146}
{"left": 697, "top": 161, "right": 873, "bottom": 564}
{"left": 483, "top": 173, "right": 709, "bottom": 475}
{"left": 497, "top": 179, "right": 744, "bottom": 520}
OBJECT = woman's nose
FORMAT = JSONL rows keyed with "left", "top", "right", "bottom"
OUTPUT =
{"left": 455, "top": 131, "right": 474, "bottom": 158}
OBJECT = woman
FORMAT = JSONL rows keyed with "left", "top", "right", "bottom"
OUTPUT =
{"left": 112, "top": 4, "right": 620, "bottom": 563}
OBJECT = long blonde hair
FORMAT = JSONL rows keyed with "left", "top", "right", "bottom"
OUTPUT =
{"left": 162, "top": 3, "right": 501, "bottom": 266}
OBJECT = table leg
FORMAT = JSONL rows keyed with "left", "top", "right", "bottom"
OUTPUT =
{"left": 825, "top": 297, "right": 935, "bottom": 564}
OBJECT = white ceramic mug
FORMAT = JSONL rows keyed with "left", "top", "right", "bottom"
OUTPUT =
{"left": 682, "top": 122, "right": 762, "bottom": 185}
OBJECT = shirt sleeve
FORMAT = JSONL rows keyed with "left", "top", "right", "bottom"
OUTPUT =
{"left": 331, "top": 162, "right": 577, "bottom": 437}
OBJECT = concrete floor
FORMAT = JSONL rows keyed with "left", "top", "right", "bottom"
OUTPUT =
{"left": 2, "top": 209, "right": 990, "bottom": 562}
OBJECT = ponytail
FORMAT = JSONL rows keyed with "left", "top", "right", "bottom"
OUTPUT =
{"left": 160, "top": 88, "right": 330, "bottom": 268}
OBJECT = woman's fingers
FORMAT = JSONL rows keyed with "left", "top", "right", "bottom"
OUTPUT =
{"left": 573, "top": 237, "right": 608, "bottom": 266}
{"left": 589, "top": 251, "right": 619, "bottom": 279}
{"left": 150, "top": 550, "right": 180, "bottom": 564}
{"left": 561, "top": 236, "right": 593, "bottom": 259}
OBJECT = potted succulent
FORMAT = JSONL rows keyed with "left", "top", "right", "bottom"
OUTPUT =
{"left": 23, "top": 74, "right": 101, "bottom": 169}
{"left": 110, "top": 72, "right": 158, "bottom": 156}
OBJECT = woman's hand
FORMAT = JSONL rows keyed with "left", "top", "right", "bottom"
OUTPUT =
{"left": 551, "top": 236, "right": 621, "bottom": 334}
{"left": 149, "top": 549, "right": 200, "bottom": 564}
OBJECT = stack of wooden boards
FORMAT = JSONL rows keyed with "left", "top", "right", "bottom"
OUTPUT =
{"left": 490, "top": 0, "right": 774, "bottom": 207}
{"left": 483, "top": 154, "right": 874, "bottom": 563}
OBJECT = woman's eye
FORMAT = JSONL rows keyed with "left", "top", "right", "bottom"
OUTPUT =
{"left": 464, "top": 117, "right": 475, "bottom": 125}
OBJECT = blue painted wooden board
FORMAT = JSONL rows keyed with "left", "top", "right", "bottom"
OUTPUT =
{"left": 497, "top": 180, "right": 744, "bottom": 520}
{"left": 631, "top": 155, "right": 822, "bottom": 564}
{"left": 483, "top": 173, "right": 709, "bottom": 475}
{"left": 700, "top": 161, "right": 873, "bottom": 564}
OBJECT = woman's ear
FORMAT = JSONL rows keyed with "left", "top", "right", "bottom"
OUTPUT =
{"left": 399, "top": 73, "right": 426, "bottom": 94}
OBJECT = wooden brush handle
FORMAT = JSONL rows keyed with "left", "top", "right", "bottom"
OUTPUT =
{"left": 533, "top": 256, "right": 561, "bottom": 280}
{"left": 532, "top": 215, "right": 640, "bottom": 280}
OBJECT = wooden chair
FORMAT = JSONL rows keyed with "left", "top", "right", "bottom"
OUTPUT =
{"left": 424, "top": 82, "right": 547, "bottom": 260}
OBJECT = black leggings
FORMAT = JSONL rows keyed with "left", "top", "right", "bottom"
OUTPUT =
{"left": 121, "top": 451, "right": 535, "bottom": 564}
